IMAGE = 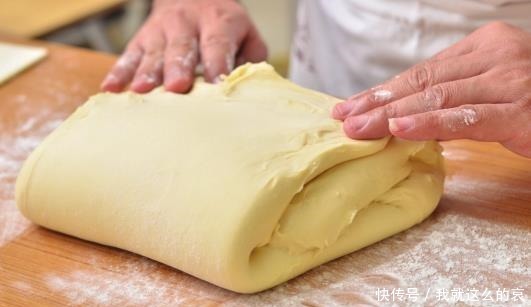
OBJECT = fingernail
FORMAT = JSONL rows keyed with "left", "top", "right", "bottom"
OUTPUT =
{"left": 347, "top": 115, "right": 370, "bottom": 131}
{"left": 333, "top": 102, "right": 353, "bottom": 118}
{"left": 389, "top": 117, "right": 415, "bottom": 132}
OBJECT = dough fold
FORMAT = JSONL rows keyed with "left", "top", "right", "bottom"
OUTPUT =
{"left": 16, "top": 63, "right": 444, "bottom": 293}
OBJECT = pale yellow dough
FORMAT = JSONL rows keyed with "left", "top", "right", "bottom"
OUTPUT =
{"left": 16, "top": 63, "right": 444, "bottom": 293}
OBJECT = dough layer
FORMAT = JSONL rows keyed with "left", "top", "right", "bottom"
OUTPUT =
{"left": 16, "top": 63, "right": 444, "bottom": 293}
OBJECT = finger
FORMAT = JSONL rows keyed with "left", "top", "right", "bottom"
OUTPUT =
{"left": 162, "top": 17, "right": 199, "bottom": 93}
{"left": 200, "top": 32, "right": 238, "bottom": 83}
{"left": 101, "top": 46, "right": 143, "bottom": 92}
{"left": 388, "top": 104, "right": 521, "bottom": 143}
{"left": 342, "top": 74, "right": 511, "bottom": 139}
{"left": 200, "top": 15, "right": 247, "bottom": 82}
{"left": 235, "top": 26, "right": 268, "bottom": 66}
{"left": 332, "top": 52, "right": 490, "bottom": 120}
{"left": 130, "top": 32, "right": 165, "bottom": 93}
{"left": 164, "top": 37, "right": 198, "bottom": 92}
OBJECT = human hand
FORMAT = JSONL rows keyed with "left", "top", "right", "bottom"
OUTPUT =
{"left": 101, "top": 0, "right": 267, "bottom": 93}
{"left": 332, "top": 22, "right": 531, "bottom": 157}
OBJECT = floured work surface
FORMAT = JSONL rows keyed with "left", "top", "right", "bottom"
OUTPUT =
{"left": 0, "top": 36, "right": 530, "bottom": 306}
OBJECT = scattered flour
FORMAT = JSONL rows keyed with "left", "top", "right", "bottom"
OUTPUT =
{"left": 225, "top": 211, "right": 530, "bottom": 307}
{"left": 11, "top": 281, "right": 32, "bottom": 292}
{"left": 3, "top": 114, "right": 529, "bottom": 305}
{"left": 461, "top": 108, "right": 478, "bottom": 126}
{"left": 44, "top": 254, "right": 236, "bottom": 306}
{"left": 1, "top": 94, "right": 528, "bottom": 306}
{"left": 0, "top": 115, "right": 62, "bottom": 246}
{"left": 445, "top": 108, "right": 479, "bottom": 132}
{"left": 38, "top": 211, "right": 530, "bottom": 307}
{"left": 372, "top": 89, "right": 393, "bottom": 103}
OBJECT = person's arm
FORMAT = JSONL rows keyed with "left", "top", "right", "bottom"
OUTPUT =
{"left": 101, "top": 0, "right": 267, "bottom": 93}
{"left": 332, "top": 22, "right": 531, "bottom": 158}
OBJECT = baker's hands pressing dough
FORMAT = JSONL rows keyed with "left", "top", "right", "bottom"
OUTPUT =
{"left": 332, "top": 22, "right": 531, "bottom": 158}
{"left": 101, "top": 0, "right": 267, "bottom": 93}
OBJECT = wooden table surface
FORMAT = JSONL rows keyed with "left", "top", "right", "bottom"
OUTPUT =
{"left": 0, "top": 0, "right": 127, "bottom": 38}
{"left": 0, "top": 36, "right": 529, "bottom": 307}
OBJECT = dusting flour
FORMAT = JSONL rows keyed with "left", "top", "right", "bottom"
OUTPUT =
{"left": 2, "top": 118, "right": 529, "bottom": 305}
{"left": 461, "top": 109, "right": 478, "bottom": 126}
{"left": 372, "top": 89, "right": 393, "bottom": 103}
{"left": 39, "top": 209, "right": 529, "bottom": 307}
{"left": 1, "top": 100, "right": 528, "bottom": 306}
{"left": 0, "top": 115, "right": 62, "bottom": 246}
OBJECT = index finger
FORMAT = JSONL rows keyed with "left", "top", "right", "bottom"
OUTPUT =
{"left": 332, "top": 52, "right": 490, "bottom": 120}
{"left": 199, "top": 10, "right": 248, "bottom": 82}
{"left": 163, "top": 17, "right": 199, "bottom": 93}
{"left": 101, "top": 46, "right": 143, "bottom": 92}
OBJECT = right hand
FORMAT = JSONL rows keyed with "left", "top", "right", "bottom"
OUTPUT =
{"left": 101, "top": 0, "right": 268, "bottom": 93}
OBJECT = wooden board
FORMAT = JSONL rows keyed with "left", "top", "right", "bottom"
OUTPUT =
{"left": 0, "top": 36, "right": 529, "bottom": 306}
{"left": 0, "top": 0, "right": 127, "bottom": 38}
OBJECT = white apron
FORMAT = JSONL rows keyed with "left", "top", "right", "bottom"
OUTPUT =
{"left": 289, "top": 0, "right": 531, "bottom": 98}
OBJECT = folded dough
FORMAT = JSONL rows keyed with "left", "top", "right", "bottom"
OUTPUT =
{"left": 16, "top": 63, "right": 444, "bottom": 293}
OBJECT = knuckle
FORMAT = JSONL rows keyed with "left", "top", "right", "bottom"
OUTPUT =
{"left": 485, "top": 21, "right": 512, "bottom": 32}
{"left": 407, "top": 63, "right": 433, "bottom": 91}
{"left": 511, "top": 44, "right": 528, "bottom": 59}
{"left": 172, "top": 6, "right": 188, "bottom": 19}
{"left": 505, "top": 66, "right": 530, "bottom": 81}
{"left": 160, "top": 7, "right": 195, "bottom": 31}
{"left": 162, "top": 6, "right": 188, "bottom": 20}
{"left": 202, "top": 34, "right": 230, "bottom": 48}
{"left": 433, "top": 114, "right": 447, "bottom": 133}
{"left": 518, "top": 94, "right": 531, "bottom": 111}
{"left": 485, "top": 21, "right": 502, "bottom": 30}
{"left": 367, "top": 87, "right": 393, "bottom": 106}
{"left": 143, "top": 48, "right": 161, "bottom": 57}
{"left": 208, "top": 6, "right": 228, "bottom": 18}
{"left": 139, "top": 36, "right": 165, "bottom": 55}
{"left": 383, "top": 104, "right": 399, "bottom": 118}
{"left": 452, "top": 107, "right": 482, "bottom": 132}
{"left": 205, "top": 5, "right": 246, "bottom": 25}
{"left": 496, "top": 41, "right": 528, "bottom": 59}
{"left": 421, "top": 114, "right": 439, "bottom": 132}
{"left": 422, "top": 85, "right": 450, "bottom": 110}
{"left": 168, "top": 36, "right": 197, "bottom": 50}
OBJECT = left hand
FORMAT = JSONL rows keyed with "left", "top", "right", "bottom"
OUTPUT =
{"left": 100, "top": 0, "right": 266, "bottom": 93}
{"left": 331, "top": 21, "right": 531, "bottom": 158}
